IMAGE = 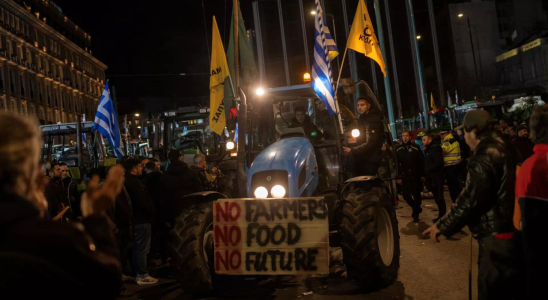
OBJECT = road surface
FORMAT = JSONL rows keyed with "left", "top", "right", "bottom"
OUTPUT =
{"left": 121, "top": 190, "right": 479, "bottom": 300}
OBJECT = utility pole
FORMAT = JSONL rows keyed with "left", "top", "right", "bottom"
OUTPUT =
{"left": 405, "top": 0, "right": 429, "bottom": 129}
{"left": 373, "top": 0, "right": 396, "bottom": 140}
{"left": 427, "top": 0, "right": 445, "bottom": 107}
{"left": 383, "top": 0, "right": 402, "bottom": 119}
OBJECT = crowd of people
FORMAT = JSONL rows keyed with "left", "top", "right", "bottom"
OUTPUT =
{"left": 0, "top": 110, "right": 223, "bottom": 298}
{"left": 391, "top": 106, "right": 546, "bottom": 300}
{"left": 0, "top": 101, "right": 546, "bottom": 299}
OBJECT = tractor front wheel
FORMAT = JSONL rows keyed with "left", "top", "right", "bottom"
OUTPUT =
{"left": 338, "top": 184, "right": 400, "bottom": 289}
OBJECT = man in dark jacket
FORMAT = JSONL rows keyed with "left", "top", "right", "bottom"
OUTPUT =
{"left": 396, "top": 130, "right": 425, "bottom": 222}
{"left": 422, "top": 134, "right": 446, "bottom": 221}
{"left": 141, "top": 161, "right": 165, "bottom": 262}
{"left": 60, "top": 163, "right": 81, "bottom": 219}
{"left": 512, "top": 124, "right": 534, "bottom": 163}
{"left": 424, "top": 110, "right": 520, "bottom": 300}
{"left": 45, "top": 162, "right": 71, "bottom": 220}
{"left": 159, "top": 150, "right": 203, "bottom": 226}
{"left": 343, "top": 97, "right": 384, "bottom": 176}
{"left": 0, "top": 112, "right": 122, "bottom": 299}
{"left": 289, "top": 106, "right": 323, "bottom": 140}
{"left": 123, "top": 158, "right": 158, "bottom": 285}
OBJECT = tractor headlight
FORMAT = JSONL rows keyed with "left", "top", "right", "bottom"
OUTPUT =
{"left": 271, "top": 185, "right": 286, "bottom": 198}
{"left": 226, "top": 141, "right": 235, "bottom": 150}
{"left": 351, "top": 129, "right": 360, "bottom": 138}
{"left": 254, "top": 186, "right": 268, "bottom": 199}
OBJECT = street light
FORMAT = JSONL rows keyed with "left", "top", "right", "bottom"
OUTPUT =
{"left": 416, "top": 35, "right": 421, "bottom": 40}
{"left": 458, "top": 12, "right": 482, "bottom": 98}
{"left": 134, "top": 113, "right": 139, "bottom": 117}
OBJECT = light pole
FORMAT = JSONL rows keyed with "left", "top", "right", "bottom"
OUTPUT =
{"left": 311, "top": 11, "right": 340, "bottom": 79}
{"left": 458, "top": 13, "right": 482, "bottom": 98}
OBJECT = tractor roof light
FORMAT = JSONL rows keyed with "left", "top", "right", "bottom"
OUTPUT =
{"left": 226, "top": 141, "right": 235, "bottom": 150}
{"left": 303, "top": 72, "right": 311, "bottom": 83}
{"left": 256, "top": 88, "right": 265, "bottom": 96}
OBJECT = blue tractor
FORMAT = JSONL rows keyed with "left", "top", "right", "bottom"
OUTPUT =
{"left": 168, "top": 81, "right": 400, "bottom": 294}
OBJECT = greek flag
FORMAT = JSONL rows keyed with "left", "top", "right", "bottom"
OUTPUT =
{"left": 93, "top": 80, "right": 124, "bottom": 158}
{"left": 312, "top": 0, "right": 338, "bottom": 116}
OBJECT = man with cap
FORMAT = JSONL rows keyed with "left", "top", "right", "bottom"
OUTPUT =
{"left": 511, "top": 124, "right": 534, "bottom": 163}
{"left": 343, "top": 97, "right": 384, "bottom": 176}
{"left": 424, "top": 110, "right": 520, "bottom": 300}
{"left": 439, "top": 129, "right": 462, "bottom": 203}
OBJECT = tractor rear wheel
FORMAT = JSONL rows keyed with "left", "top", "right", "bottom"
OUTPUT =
{"left": 169, "top": 202, "right": 214, "bottom": 295}
{"left": 339, "top": 185, "right": 400, "bottom": 289}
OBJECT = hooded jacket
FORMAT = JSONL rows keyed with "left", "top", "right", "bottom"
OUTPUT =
{"left": 437, "top": 132, "right": 519, "bottom": 237}
{"left": 159, "top": 160, "right": 203, "bottom": 223}
{"left": 0, "top": 193, "right": 121, "bottom": 299}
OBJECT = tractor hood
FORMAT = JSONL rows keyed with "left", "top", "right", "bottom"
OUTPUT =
{"left": 247, "top": 137, "right": 318, "bottom": 198}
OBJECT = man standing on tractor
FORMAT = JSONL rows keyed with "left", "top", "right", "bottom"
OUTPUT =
{"left": 439, "top": 130, "right": 462, "bottom": 203}
{"left": 396, "top": 130, "right": 425, "bottom": 223}
{"left": 289, "top": 106, "right": 323, "bottom": 140}
{"left": 343, "top": 97, "right": 384, "bottom": 176}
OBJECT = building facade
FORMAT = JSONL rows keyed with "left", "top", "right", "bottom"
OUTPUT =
{"left": 0, "top": 0, "right": 107, "bottom": 124}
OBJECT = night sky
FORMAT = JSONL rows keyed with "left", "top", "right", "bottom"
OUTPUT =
{"left": 54, "top": 0, "right": 447, "bottom": 118}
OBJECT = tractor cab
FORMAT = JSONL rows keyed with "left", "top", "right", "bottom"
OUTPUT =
{"left": 158, "top": 106, "right": 225, "bottom": 165}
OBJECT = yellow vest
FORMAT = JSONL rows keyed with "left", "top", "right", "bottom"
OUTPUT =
{"left": 441, "top": 133, "right": 461, "bottom": 166}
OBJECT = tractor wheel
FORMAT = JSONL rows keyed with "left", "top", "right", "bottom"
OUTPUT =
{"left": 169, "top": 201, "right": 214, "bottom": 295}
{"left": 339, "top": 185, "right": 400, "bottom": 289}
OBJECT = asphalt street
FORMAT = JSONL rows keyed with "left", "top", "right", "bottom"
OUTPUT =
{"left": 121, "top": 190, "right": 479, "bottom": 300}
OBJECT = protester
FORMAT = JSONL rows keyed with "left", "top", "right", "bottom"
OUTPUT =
{"left": 422, "top": 134, "right": 446, "bottom": 222}
{"left": 190, "top": 153, "right": 221, "bottom": 191}
{"left": 343, "top": 97, "right": 384, "bottom": 176}
{"left": 512, "top": 124, "right": 534, "bottom": 163}
{"left": 44, "top": 162, "right": 71, "bottom": 220}
{"left": 60, "top": 163, "right": 81, "bottom": 219}
{"left": 504, "top": 125, "right": 517, "bottom": 142}
{"left": 159, "top": 150, "right": 203, "bottom": 226}
{"left": 513, "top": 105, "right": 548, "bottom": 298}
{"left": 123, "top": 158, "right": 158, "bottom": 285}
{"left": 140, "top": 157, "right": 150, "bottom": 178}
{"left": 424, "top": 110, "right": 520, "bottom": 300}
{"left": 0, "top": 113, "right": 122, "bottom": 299}
{"left": 142, "top": 161, "right": 165, "bottom": 263}
{"left": 439, "top": 130, "right": 462, "bottom": 203}
{"left": 150, "top": 158, "right": 162, "bottom": 173}
{"left": 396, "top": 130, "right": 425, "bottom": 223}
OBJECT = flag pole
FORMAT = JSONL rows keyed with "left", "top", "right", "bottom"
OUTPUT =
{"left": 334, "top": 47, "right": 348, "bottom": 99}
{"left": 233, "top": 0, "right": 240, "bottom": 93}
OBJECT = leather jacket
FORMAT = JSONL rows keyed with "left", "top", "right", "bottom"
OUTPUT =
{"left": 437, "top": 132, "right": 518, "bottom": 238}
{"left": 347, "top": 107, "right": 384, "bottom": 163}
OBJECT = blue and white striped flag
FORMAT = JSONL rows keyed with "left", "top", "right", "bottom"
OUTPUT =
{"left": 93, "top": 80, "right": 124, "bottom": 158}
{"left": 312, "top": 0, "right": 338, "bottom": 116}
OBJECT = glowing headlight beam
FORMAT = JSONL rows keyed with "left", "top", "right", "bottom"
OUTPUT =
{"left": 351, "top": 129, "right": 360, "bottom": 138}
{"left": 271, "top": 185, "right": 286, "bottom": 198}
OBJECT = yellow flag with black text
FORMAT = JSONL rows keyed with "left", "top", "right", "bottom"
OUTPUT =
{"left": 430, "top": 93, "right": 436, "bottom": 111}
{"left": 346, "top": 0, "right": 386, "bottom": 76}
{"left": 209, "top": 16, "right": 230, "bottom": 135}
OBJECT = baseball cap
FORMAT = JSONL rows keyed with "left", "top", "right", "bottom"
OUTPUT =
{"left": 455, "top": 110, "right": 492, "bottom": 131}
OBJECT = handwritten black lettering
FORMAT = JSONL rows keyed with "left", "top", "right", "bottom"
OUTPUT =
{"left": 287, "top": 223, "right": 301, "bottom": 245}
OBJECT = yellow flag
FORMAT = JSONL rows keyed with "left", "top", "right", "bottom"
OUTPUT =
{"left": 430, "top": 93, "right": 436, "bottom": 111}
{"left": 346, "top": 0, "right": 386, "bottom": 76}
{"left": 209, "top": 16, "right": 230, "bottom": 135}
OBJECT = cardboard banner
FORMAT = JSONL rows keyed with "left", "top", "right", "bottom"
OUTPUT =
{"left": 213, "top": 197, "right": 329, "bottom": 275}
